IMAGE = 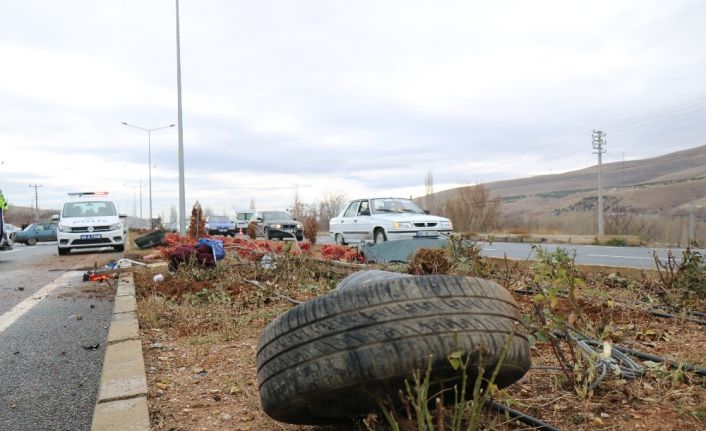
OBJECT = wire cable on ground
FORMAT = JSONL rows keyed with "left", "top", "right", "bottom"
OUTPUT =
{"left": 567, "top": 330, "right": 644, "bottom": 389}
{"left": 567, "top": 327, "right": 706, "bottom": 377}
{"left": 485, "top": 400, "right": 563, "bottom": 431}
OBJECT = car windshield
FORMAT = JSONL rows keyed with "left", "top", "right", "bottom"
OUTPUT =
{"left": 62, "top": 201, "right": 117, "bottom": 218}
{"left": 370, "top": 198, "right": 424, "bottom": 214}
{"left": 209, "top": 216, "right": 229, "bottom": 223}
{"left": 23, "top": 224, "right": 36, "bottom": 231}
{"left": 262, "top": 211, "right": 293, "bottom": 220}
{"left": 236, "top": 213, "right": 253, "bottom": 221}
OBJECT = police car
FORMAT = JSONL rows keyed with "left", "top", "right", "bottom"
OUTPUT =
{"left": 53, "top": 192, "right": 126, "bottom": 255}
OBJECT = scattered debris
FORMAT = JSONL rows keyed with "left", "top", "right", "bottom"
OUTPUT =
{"left": 153, "top": 274, "right": 164, "bottom": 282}
{"left": 81, "top": 343, "right": 100, "bottom": 350}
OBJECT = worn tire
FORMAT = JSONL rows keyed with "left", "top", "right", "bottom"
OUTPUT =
{"left": 26, "top": 237, "right": 38, "bottom": 246}
{"left": 334, "top": 233, "right": 347, "bottom": 246}
{"left": 256, "top": 275, "right": 531, "bottom": 424}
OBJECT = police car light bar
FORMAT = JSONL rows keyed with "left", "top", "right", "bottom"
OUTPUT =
{"left": 67, "top": 192, "right": 109, "bottom": 197}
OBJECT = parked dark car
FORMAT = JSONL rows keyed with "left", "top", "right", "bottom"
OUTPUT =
{"left": 14, "top": 222, "right": 58, "bottom": 245}
{"left": 253, "top": 211, "right": 303, "bottom": 241}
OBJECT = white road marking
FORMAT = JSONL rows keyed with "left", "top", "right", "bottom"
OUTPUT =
{"left": 585, "top": 254, "right": 653, "bottom": 260}
{"left": 0, "top": 271, "right": 80, "bottom": 333}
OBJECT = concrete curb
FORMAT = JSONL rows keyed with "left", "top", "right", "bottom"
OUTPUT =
{"left": 91, "top": 269, "right": 150, "bottom": 431}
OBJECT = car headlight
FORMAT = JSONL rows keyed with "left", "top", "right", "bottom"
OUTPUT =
{"left": 58, "top": 225, "right": 72, "bottom": 232}
{"left": 296, "top": 223, "right": 303, "bottom": 229}
{"left": 392, "top": 222, "right": 413, "bottom": 229}
{"left": 439, "top": 221, "right": 453, "bottom": 228}
{"left": 272, "top": 224, "right": 282, "bottom": 229}
{"left": 109, "top": 223, "right": 122, "bottom": 231}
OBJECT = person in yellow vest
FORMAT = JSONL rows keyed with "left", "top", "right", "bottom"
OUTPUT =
{"left": 0, "top": 189, "right": 10, "bottom": 249}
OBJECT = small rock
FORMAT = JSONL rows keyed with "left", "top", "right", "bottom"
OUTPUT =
{"left": 213, "top": 394, "right": 222, "bottom": 401}
{"left": 157, "top": 356, "right": 169, "bottom": 361}
{"left": 148, "top": 366, "right": 156, "bottom": 373}
{"left": 149, "top": 342, "right": 165, "bottom": 350}
{"left": 221, "top": 413, "right": 232, "bottom": 421}
{"left": 18, "top": 287, "right": 24, "bottom": 291}
{"left": 600, "top": 412, "right": 610, "bottom": 418}
{"left": 156, "top": 383, "right": 169, "bottom": 390}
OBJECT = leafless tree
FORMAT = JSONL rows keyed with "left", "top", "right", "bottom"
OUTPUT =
{"left": 444, "top": 184, "right": 501, "bottom": 233}
{"left": 290, "top": 188, "right": 306, "bottom": 220}
{"left": 318, "top": 192, "right": 347, "bottom": 231}
{"left": 424, "top": 170, "right": 436, "bottom": 213}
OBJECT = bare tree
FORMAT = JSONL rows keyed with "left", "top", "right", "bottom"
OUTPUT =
{"left": 445, "top": 184, "right": 501, "bottom": 233}
{"left": 318, "top": 192, "right": 347, "bottom": 231}
{"left": 290, "top": 188, "right": 306, "bottom": 220}
{"left": 424, "top": 170, "right": 436, "bottom": 213}
{"left": 249, "top": 197, "right": 256, "bottom": 211}
{"left": 169, "top": 204, "right": 177, "bottom": 223}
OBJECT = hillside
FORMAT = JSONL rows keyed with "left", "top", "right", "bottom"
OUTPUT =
{"left": 428, "top": 144, "right": 706, "bottom": 217}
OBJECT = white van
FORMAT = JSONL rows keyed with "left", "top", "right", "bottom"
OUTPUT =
{"left": 234, "top": 209, "right": 255, "bottom": 235}
{"left": 53, "top": 192, "right": 126, "bottom": 255}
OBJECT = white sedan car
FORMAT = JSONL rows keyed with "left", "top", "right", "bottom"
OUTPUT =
{"left": 330, "top": 197, "right": 453, "bottom": 245}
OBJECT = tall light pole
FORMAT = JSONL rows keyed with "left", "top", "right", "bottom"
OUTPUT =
{"left": 176, "top": 0, "right": 186, "bottom": 236}
{"left": 122, "top": 122, "right": 174, "bottom": 227}
{"left": 592, "top": 130, "right": 607, "bottom": 236}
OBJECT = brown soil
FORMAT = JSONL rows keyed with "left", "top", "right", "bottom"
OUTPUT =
{"left": 132, "top": 249, "right": 706, "bottom": 431}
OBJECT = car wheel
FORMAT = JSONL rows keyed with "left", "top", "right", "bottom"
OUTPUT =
{"left": 114, "top": 245, "right": 125, "bottom": 252}
{"left": 264, "top": 227, "right": 272, "bottom": 240}
{"left": 373, "top": 228, "right": 386, "bottom": 244}
{"left": 58, "top": 247, "right": 70, "bottom": 256}
{"left": 334, "top": 233, "right": 346, "bottom": 246}
{"left": 256, "top": 275, "right": 531, "bottom": 424}
{"left": 296, "top": 235, "right": 303, "bottom": 241}
{"left": 26, "top": 237, "right": 38, "bottom": 246}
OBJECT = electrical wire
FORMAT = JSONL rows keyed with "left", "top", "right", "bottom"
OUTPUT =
{"left": 485, "top": 400, "right": 563, "bottom": 431}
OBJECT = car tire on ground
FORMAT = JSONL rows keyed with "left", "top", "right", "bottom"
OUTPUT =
{"left": 114, "top": 245, "right": 125, "bottom": 252}
{"left": 334, "top": 233, "right": 346, "bottom": 246}
{"left": 256, "top": 275, "right": 531, "bottom": 425}
{"left": 264, "top": 227, "right": 272, "bottom": 241}
{"left": 26, "top": 237, "right": 38, "bottom": 246}
{"left": 58, "top": 247, "right": 70, "bottom": 256}
{"left": 296, "top": 235, "right": 303, "bottom": 241}
{"left": 373, "top": 228, "right": 386, "bottom": 244}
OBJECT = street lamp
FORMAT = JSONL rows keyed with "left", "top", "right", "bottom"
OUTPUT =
{"left": 122, "top": 122, "right": 175, "bottom": 227}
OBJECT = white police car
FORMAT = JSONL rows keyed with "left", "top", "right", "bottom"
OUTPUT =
{"left": 53, "top": 192, "right": 126, "bottom": 255}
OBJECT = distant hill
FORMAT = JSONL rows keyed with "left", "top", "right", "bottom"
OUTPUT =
{"left": 427, "top": 144, "right": 706, "bottom": 217}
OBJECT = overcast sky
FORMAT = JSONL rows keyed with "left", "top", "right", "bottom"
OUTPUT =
{"left": 1, "top": 0, "right": 705, "bottom": 220}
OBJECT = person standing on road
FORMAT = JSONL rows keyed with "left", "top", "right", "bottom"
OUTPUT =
{"left": 0, "top": 188, "right": 10, "bottom": 249}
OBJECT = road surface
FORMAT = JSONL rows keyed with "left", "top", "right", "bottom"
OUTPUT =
{"left": 0, "top": 243, "right": 120, "bottom": 431}
{"left": 316, "top": 234, "right": 700, "bottom": 269}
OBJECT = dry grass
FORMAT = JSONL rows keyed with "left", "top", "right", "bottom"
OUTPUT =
{"left": 132, "top": 243, "right": 706, "bottom": 430}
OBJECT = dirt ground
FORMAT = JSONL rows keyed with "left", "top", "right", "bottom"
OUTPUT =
{"left": 130, "top": 244, "right": 706, "bottom": 431}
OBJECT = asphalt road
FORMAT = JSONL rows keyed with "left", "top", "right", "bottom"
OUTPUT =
{"left": 0, "top": 243, "right": 120, "bottom": 431}
{"left": 316, "top": 234, "right": 701, "bottom": 269}
{"left": 476, "top": 241, "right": 702, "bottom": 270}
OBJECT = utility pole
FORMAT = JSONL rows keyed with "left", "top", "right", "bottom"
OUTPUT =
{"left": 176, "top": 0, "right": 187, "bottom": 236}
{"left": 689, "top": 203, "right": 702, "bottom": 246}
{"left": 29, "top": 184, "right": 42, "bottom": 221}
{"left": 592, "top": 130, "right": 606, "bottom": 236}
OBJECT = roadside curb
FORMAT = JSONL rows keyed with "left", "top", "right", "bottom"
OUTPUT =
{"left": 91, "top": 268, "right": 150, "bottom": 431}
